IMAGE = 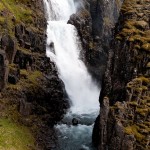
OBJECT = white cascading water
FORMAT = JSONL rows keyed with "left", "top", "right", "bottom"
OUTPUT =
{"left": 43, "top": 0, "right": 100, "bottom": 149}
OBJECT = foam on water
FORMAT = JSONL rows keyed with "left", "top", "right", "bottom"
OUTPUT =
{"left": 43, "top": 0, "right": 100, "bottom": 149}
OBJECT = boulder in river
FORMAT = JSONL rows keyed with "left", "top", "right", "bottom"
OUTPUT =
{"left": 72, "top": 118, "right": 79, "bottom": 126}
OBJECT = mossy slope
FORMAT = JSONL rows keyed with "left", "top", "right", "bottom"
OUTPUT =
{"left": 0, "top": 118, "right": 35, "bottom": 150}
{"left": 0, "top": 0, "right": 46, "bottom": 149}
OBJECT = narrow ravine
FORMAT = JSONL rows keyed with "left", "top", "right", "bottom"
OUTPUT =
{"left": 43, "top": 0, "right": 100, "bottom": 149}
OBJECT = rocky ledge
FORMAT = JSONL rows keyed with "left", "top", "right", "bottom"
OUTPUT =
{"left": 0, "top": 0, "right": 68, "bottom": 149}
{"left": 93, "top": 0, "right": 150, "bottom": 149}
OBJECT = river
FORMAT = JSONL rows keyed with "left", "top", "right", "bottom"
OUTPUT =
{"left": 43, "top": 0, "right": 100, "bottom": 149}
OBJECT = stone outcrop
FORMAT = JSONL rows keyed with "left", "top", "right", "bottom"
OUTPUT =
{"left": 68, "top": 0, "right": 123, "bottom": 84}
{"left": 93, "top": 0, "right": 150, "bottom": 149}
{"left": 0, "top": 50, "right": 8, "bottom": 91}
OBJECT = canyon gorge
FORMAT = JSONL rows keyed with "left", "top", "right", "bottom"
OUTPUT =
{"left": 0, "top": 0, "right": 149, "bottom": 150}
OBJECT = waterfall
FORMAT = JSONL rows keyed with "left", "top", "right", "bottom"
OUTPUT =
{"left": 43, "top": 0, "right": 100, "bottom": 149}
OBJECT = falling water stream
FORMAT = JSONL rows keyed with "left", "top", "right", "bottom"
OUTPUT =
{"left": 43, "top": 0, "right": 100, "bottom": 149}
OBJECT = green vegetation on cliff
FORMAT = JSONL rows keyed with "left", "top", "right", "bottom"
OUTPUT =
{"left": 116, "top": 0, "right": 150, "bottom": 53}
{"left": 0, "top": 0, "right": 46, "bottom": 149}
{"left": 110, "top": 0, "right": 150, "bottom": 149}
{"left": 0, "top": 0, "right": 44, "bottom": 36}
{"left": 0, "top": 118, "right": 35, "bottom": 150}
{"left": 98, "top": 0, "right": 150, "bottom": 149}
{"left": 0, "top": 0, "right": 33, "bottom": 36}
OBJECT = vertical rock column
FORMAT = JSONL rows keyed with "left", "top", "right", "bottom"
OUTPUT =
{"left": 0, "top": 50, "right": 8, "bottom": 91}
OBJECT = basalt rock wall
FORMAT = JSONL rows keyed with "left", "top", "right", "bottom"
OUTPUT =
{"left": 93, "top": 0, "right": 150, "bottom": 149}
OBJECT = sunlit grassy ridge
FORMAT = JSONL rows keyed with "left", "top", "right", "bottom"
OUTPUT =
{"left": 0, "top": 118, "right": 35, "bottom": 150}
{"left": 0, "top": 0, "right": 33, "bottom": 35}
{"left": 1, "top": 0, "right": 32, "bottom": 22}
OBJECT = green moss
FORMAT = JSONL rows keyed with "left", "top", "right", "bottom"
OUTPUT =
{"left": 146, "top": 62, "right": 150, "bottom": 68}
{"left": 18, "top": 47, "right": 32, "bottom": 55}
{"left": 0, "top": 16, "right": 5, "bottom": 25}
{"left": 0, "top": 118, "right": 35, "bottom": 150}
{"left": 134, "top": 21, "right": 148, "bottom": 29}
{"left": 19, "top": 70, "right": 42, "bottom": 94}
{"left": 113, "top": 102, "right": 125, "bottom": 110}
{"left": 89, "top": 42, "right": 94, "bottom": 49}
{"left": 128, "top": 37, "right": 134, "bottom": 42}
{"left": 137, "top": 77, "right": 150, "bottom": 84}
{"left": 128, "top": 101, "right": 138, "bottom": 106}
{"left": 144, "top": 121, "right": 150, "bottom": 127}
{"left": 8, "top": 63, "right": 18, "bottom": 71}
{"left": 7, "top": 83, "right": 22, "bottom": 91}
{"left": 0, "top": 2, "right": 5, "bottom": 10}
{"left": 141, "top": 43, "right": 150, "bottom": 51}
{"left": 125, "top": 125, "right": 145, "bottom": 142}
{"left": 144, "top": 30, "right": 150, "bottom": 38}
{"left": 20, "top": 69, "right": 28, "bottom": 79}
{"left": 138, "top": 123, "right": 150, "bottom": 132}
{"left": 140, "top": 99, "right": 148, "bottom": 105}
{"left": 134, "top": 44, "right": 141, "bottom": 49}
{"left": 113, "top": 0, "right": 150, "bottom": 149}
{"left": 7, "top": 70, "right": 42, "bottom": 93}
{"left": 135, "top": 86, "right": 148, "bottom": 92}
{"left": 0, "top": 0, "right": 39, "bottom": 36}
{"left": 136, "top": 108, "right": 149, "bottom": 117}
{"left": 1, "top": 0, "right": 33, "bottom": 24}
{"left": 28, "top": 71, "right": 42, "bottom": 84}
{"left": 116, "top": 36, "right": 122, "bottom": 41}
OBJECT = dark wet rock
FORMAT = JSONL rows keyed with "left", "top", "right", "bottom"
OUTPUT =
{"left": 49, "top": 42, "right": 54, "bottom": 48}
{"left": 94, "top": 0, "right": 150, "bottom": 149}
{"left": 15, "top": 23, "right": 46, "bottom": 54}
{"left": 72, "top": 118, "right": 79, "bottom": 125}
{"left": 122, "top": 135, "right": 136, "bottom": 150}
{"left": 19, "top": 98, "right": 32, "bottom": 116}
{"left": 1, "top": 34, "right": 17, "bottom": 63}
{"left": 14, "top": 50, "right": 33, "bottom": 69}
{"left": 37, "top": 125, "right": 58, "bottom": 150}
{"left": 92, "top": 115, "right": 100, "bottom": 146}
{"left": 0, "top": 50, "right": 8, "bottom": 91}
{"left": 24, "top": 42, "right": 31, "bottom": 49}
{"left": 68, "top": 0, "right": 123, "bottom": 85}
{"left": 8, "top": 75, "right": 18, "bottom": 84}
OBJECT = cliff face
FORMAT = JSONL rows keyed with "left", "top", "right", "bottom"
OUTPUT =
{"left": 68, "top": 0, "right": 123, "bottom": 84}
{"left": 94, "top": 0, "right": 150, "bottom": 149}
{"left": 0, "top": 0, "right": 68, "bottom": 149}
